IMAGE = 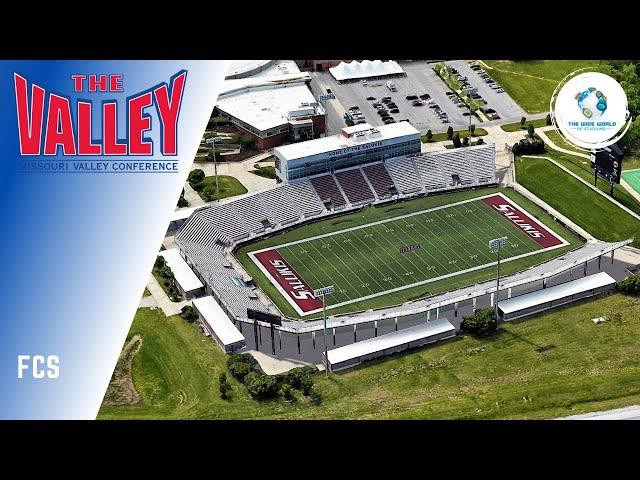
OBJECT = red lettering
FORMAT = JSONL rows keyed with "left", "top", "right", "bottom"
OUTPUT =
{"left": 77, "top": 102, "right": 101, "bottom": 155}
{"left": 14, "top": 74, "right": 45, "bottom": 155}
{"left": 44, "top": 94, "right": 76, "bottom": 155}
{"left": 102, "top": 102, "right": 127, "bottom": 155}
{"left": 154, "top": 71, "right": 186, "bottom": 155}
{"left": 128, "top": 92, "right": 153, "bottom": 155}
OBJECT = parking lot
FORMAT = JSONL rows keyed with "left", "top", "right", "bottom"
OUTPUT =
{"left": 313, "top": 61, "right": 529, "bottom": 135}
{"left": 447, "top": 60, "right": 526, "bottom": 123}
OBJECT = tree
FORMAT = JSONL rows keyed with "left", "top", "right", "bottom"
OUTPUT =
{"left": 545, "top": 114, "right": 552, "bottom": 126}
{"left": 527, "top": 123, "right": 535, "bottom": 137}
{"left": 616, "top": 276, "right": 640, "bottom": 295}
{"left": 452, "top": 132, "right": 462, "bottom": 148}
{"left": 476, "top": 138, "right": 484, "bottom": 145}
{"left": 446, "top": 126, "right": 454, "bottom": 140}
{"left": 188, "top": 169, "right": 205, "bottom": 185}
{"left": 245, "top": 372, "right": 279, "bottom": 399}
{"left": 180, "top": 305, "right": 198, "bottom": 323}
{"left": 425, "top": 129, "right": 433, "bottom": 142}
{"left": 219, "top": 372, "right": 231, "bottom": 399}
{"left": 154, "top": 256, "right": 166, "bottom": 269}
{"left": 202, "top": 184, "right": 218, "bottom": 202}
{"left": 300, "top": 375, "right": 314, "bottom": 395}
{"left": 462, "top": 136, "right": 470, "bottom": 147}
{"left": 520, "top": 116, "right": 527, "bottom": 128}
{"left": 461, "top": 308, "right": 497, "bottom": 337}
{"left": 469, "top": 124, "right": 476, "bottom": 136}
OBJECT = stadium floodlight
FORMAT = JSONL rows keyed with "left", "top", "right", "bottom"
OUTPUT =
{"left": 314, "top": 285, "right": 334, "bottom": 377}
{"left": 489, "top": 237, "right": 508, "bottom": 322}
{"left": 205, "top": 136, "right": 224, "bottom": 194}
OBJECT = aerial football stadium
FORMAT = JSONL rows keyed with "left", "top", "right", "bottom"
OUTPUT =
{"left": 173, "top": 119, "right": 630, "bottom": 368}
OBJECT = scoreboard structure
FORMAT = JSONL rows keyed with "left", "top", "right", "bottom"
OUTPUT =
{"left": 590, "top": 144, "right": 624, "bottom": 195}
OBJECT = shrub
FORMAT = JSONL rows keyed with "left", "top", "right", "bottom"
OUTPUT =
{"left": 286, "top": 366, "right": 316, "bottom": 389}
{"left": 219, "top": 372, "right": 231, "bottom": 399}
{"left": 546, "top": 113, "right": 552, "bottom": 126}
{"left": 281, "top": 383, "right": 295, "bottom": 401}
{"left": 469, "top": 124, "right": 476, "bottom": 135}
{"left": 425, "top": 129, "right": 433, "bottom": 142}
{"left": 462, "top": 136, "right": 469, "bottom": 147}
{"left": 154, "top": 256, "right": 166, "bottom": 269}
{"left": 527, "top": 123, "right": 535, "bottom": 137}
{"left": 188, "top": 169, "right": 205, "bottom": 185}
{"left": 452, "top": 132, "right": 462, "bottom": 148}
{"left": 446, "top": 126, "right": 454, "bottom": 140}
{"left": 616, "top": 276, "right": 640, "bottom": 295}
{"left": 512, "top": 137, "right": 545, "bottom": 155}
{"left": 180, "top": 305, "right": 198, "bottom": 323}
{"left": 227, "top": 361, "right": 252, "bottom": 382}
{"left": 461, "top": 308, "right": 497, "bottom": 337}
{"left": 477, "top": 138, "right": 484, "bottom": 145}
{"left": 245, "top": 372, "right": 279, "bottom": 399}
{"left": 300, "top": 375, "right": 314, "bottom": 396}
{"left": 177, "top": 195, "right": 189, "bottom": 208}
{"left": 520, "top": 116, "right": 527, "bottom": 127}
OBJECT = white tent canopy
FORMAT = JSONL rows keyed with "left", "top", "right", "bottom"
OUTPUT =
{"left": 329, "top": 60, "right": 405, "bottom": 82}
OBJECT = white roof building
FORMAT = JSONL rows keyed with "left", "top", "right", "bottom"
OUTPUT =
{"left": 329, "top": 60, "right": 405, "bottom": 82}
{"left": 274, "top": 122, "right": 420, "bottom": 162}
{"left": 498, "top": 272, "right": 616, "bottom": 320}
{"left": 192, "top": 296, "right": 246, "bottom": 353}
{"left": 325, "top": 318, "right": 456, "bottom": 371}
{"left": 225, "top": 60, "right": 300, "bottom": 79}
{"left": 158, "top": 248, "right": 203, "bottom": 294}
{"left": 216, "top": 72, "right": 324, "bottom": 137}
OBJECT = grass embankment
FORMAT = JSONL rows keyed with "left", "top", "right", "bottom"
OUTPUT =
{"left": 483, "top": 60, "right": 600, "bottom": 114}
{"left": 500, "top": 117, "right": 549, "bottom": 132}
{"left": 100, "top": 293, "right": 640, "bottom": 420}
{"left": 515, "top": 155, "right": 640, "bottom": 247}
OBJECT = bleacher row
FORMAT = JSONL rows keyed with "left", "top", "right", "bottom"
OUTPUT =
{"left": 175, "top": 143, "right": 497, "bottom": 320}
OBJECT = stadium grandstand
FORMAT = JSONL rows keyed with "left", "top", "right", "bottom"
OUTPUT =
{"left": 176, "top": 143, "right": 498, "bottom": 321}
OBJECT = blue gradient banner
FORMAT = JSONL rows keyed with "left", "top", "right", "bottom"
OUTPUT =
{"left": 0, "top": 60, "right": 229, "bottom": 419}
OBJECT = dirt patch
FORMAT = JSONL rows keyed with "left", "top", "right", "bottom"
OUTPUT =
{"left": 101, "top": 335, "right": 143, "bottom": 407}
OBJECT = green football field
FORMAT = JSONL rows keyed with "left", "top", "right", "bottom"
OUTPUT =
{"left": 245, "top": 191, "right": 571, "bottom": 317}
{"left": 622, "top": 169, "right": 640, "bottom": 196}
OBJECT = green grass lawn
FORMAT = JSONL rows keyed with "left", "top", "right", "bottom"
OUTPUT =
{"left": 142, "top": 288, "right": 151, "bottom": 297}
{"left": 236, "top": 187, "right": 581, "bottom": 319}
{"left": 531, "top": 148, "right": 640, "bottom": 217}
{"left": 543, "top": 130, "right": 589, "bottom": 154}
{"left": 500, "top": 117, "right": 549, "bottom": 132}
{"left": 192, "top": 175, "right": 248, "bottom": 202}
{"left": 484, "top": 60, "right": 601, "bottom": 114}
{"left": 422, "top": 127, "right": 488, "bottom": 143}
{"left": 515, "top": 155, "right": 640, "bottom": 247}
{"left": 99, "top": 292, "right": 640, "bottom": 419}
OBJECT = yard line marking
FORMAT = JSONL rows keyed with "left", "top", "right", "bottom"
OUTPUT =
{"left": 328, "top": 234, "right": 388, "bottom": 292}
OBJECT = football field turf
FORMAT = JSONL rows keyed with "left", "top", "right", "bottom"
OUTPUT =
{"left": 247, "top": 192, "right": 569, "bottom": 316}
{"left": 622, "top": 169, "right": 640, "bottom": 197}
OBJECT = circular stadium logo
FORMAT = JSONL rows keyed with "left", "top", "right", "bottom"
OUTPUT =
{"left": 550, "top": 71, "right": 631, "bottom": 150}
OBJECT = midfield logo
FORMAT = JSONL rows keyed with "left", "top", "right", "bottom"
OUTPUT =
{"left": 14, "top": 71, "right": 187, "bottom": 156}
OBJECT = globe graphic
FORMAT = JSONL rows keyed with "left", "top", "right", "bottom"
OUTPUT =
{"left": 576, "top": 87, "right": 607, "bottom": 119}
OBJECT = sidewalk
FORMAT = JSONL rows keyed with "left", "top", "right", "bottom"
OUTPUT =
{"left": 146, "top": 275, "right": 189, "bottom": 317}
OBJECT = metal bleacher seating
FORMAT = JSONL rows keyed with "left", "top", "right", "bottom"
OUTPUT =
{"left": 335, "top": 168, "right": 375, "bottom": 204}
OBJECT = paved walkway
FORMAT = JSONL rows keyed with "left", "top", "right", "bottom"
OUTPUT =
{"left": 247, "top": 350, "right": 311, "bottom": 375}
{"left": 560, "top": 405, "right": 640, "bottom": 420}
{"left": 146, "top": 275, "right": 189, "bottom": 317}
{"left": 139, "top": 295, "right": 157, "bottom": 308}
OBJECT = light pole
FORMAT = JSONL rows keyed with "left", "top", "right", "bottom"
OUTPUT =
{"left": 489, "top": 237, "right": 508, "bottom": 322}
{"left": 313, "top": 285, "right": 334, "bottom": 377}
{"left": 205, "top": 136, "right": 223, "bottom": 196}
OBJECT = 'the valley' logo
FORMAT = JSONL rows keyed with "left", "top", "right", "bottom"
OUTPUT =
{"left": 14, "top": 71, "right": 187, "bottom": 156}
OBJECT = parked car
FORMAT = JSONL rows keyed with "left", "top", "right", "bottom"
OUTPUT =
{"left": 366, "top": 96, "right": 376, "bottom": 101}
{"left": 390, "top": 108, "right": 399, "bottom": 113}
{"left": 406, "top": 95, "right": 418, "bottom": 100}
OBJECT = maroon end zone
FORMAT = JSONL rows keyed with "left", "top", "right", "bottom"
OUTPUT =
{"left": 252, "top": 249, "right": 323, "bottom": 313}
{"left": 483, "top": 195, "right": 564, "bottom": 248}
